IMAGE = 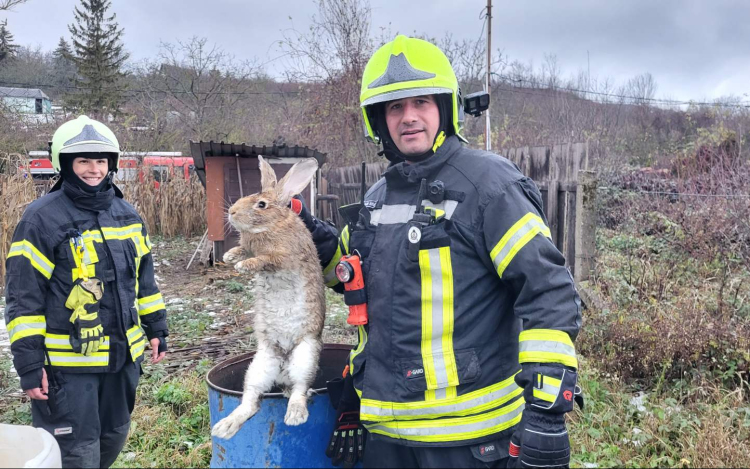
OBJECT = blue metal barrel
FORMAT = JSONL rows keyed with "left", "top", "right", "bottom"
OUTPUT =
{"left": 207, "top": 344, "right": 352, "bottom": 468}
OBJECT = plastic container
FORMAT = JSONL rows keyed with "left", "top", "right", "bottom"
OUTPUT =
{"left": 207, "top": 344, "right": 352, "bottom": 468}
{"left": 0, "top": 423, "right": 62, "bottom": 468}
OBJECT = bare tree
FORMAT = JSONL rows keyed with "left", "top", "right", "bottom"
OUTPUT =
{"left": 0, "top": 0, "right": 28, "bottom": 11}
{"left": 139, "top": 37, "right": 261, "bottom": 143}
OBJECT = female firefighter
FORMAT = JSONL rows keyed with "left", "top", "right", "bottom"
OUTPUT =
{"left": 4, "top": 116, "right": 169, "bottom": 468}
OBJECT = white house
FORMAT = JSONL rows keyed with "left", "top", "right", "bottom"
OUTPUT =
{"left": 0, "top": 86, "right": 53, "bottom": 115}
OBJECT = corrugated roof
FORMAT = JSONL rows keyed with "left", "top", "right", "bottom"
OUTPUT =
{"left": 189, "top": 140, "right": 327, "bottom": 187}
{"left": 0, "top": 87, "right": 51, "bottom": 100}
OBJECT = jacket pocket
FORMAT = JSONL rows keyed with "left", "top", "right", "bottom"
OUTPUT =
{"left": 396, "top": 348, "right": 481, "bottom": 395}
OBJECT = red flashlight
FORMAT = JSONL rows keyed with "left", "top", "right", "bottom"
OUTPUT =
{"left": 336, "top": 254, "right": 368, "bottom": 325}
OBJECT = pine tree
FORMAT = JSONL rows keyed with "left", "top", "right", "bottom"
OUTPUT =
{"left": 67, "top": 0, "right": 129, "bottom": 116}
{"left": 52, "top": 37, "right": 78, "bottom": 97}
{"left": 0, "top": 19, "right": 20, "bottom": 63}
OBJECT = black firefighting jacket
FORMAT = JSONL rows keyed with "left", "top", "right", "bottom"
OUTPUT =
{"left": 4, "top": 182, "right": 167, "bottom": 377}
{"left": 315, "top": 135, "right": 582, "bottom": 447}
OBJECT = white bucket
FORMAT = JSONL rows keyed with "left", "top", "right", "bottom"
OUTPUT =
{"left": 0, "top": 424, "right": 62, "bottom": 468}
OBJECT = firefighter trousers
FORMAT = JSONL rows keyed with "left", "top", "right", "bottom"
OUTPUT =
{"left": 30, "top": 362, "right": 140, "bottom": 469}
{"left": 363, "top": 432, "right": 511, "bottom": 468}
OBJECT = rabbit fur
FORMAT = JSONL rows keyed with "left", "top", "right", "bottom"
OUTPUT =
{"left": 211, "top": 156, "right": 326, "bottom": 440}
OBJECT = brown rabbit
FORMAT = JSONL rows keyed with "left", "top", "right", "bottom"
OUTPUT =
{"left": 211, "top": 156, "right": 325, "bottom": 440}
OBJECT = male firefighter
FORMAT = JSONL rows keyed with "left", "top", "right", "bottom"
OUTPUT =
{"left": 294, "top": 35, "right": 583, "bottom": 468}
{"left": 4, "top": 116, "right": 168, "bottom": 468}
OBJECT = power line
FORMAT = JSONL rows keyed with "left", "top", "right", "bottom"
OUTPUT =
{"left": 494, "top": 75, "right": 750, "bottom": 109}
{"left": 597, "top": 186, "right": 750, "bottom": 198}
{"left": 0, "top": 80, "right": 305, "bottom": 96}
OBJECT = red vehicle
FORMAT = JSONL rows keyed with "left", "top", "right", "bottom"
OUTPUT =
{"left": 116, "top": 153, "right": 195, "bottom": 187}
{"left": 19, "top": 152, "right": 57, "bottom": 179}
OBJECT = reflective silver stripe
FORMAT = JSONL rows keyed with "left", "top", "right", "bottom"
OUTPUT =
{"left": 370, "top": 200, "right": 458, "bottom": 226}
{"left": 540, "top": 381, "right": 560, "bottom": 398}
{"left": 366, "top": 401, "right": 525, "bottom": 439}
{"left": 374, "top": 204, "right": 413, "bottom": 225}
{"left": 361, "top": 380, "right": 522, "bottom": 419}
{"left": 519, "top": 340, "right": 576, "bottom": 358}
{"left": 138, "top": 297, "right": 163, "bottom": 312}
{"left": 102, "top": 225, "right": 142, "bottom": 239}
{"left": 127, "top": 327, "right": 144, "bottom": 343}
{"left": 45, "top": 337, "right": 110, "bottom": 348}
{"left": 47, "top": 354, "right": 108, "bottom": 363}
{"left": 131, "top": 338, "right": 147, "bottom": 357}
{"left": 491, "top": 217, "right": 549, "bottom": 272}
{"left": 427, "top": 249, "right": 450, "bottom": 389}
{"left": 8, "top": 321, "right": 46, "bottom": 341}
{"left": 433, "top": 388, "right": 448, "bottom": 400}
{"left": 8, "top": 243, "right": 54, "bottom": 278}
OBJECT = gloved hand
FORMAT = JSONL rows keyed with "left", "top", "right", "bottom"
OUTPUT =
{"left": 326, "top": 372, "right": 366, "bottom": 467}
{"left": 290, "top": 195, "right": 316, "bottom": 233}
{"left": 508, "top": 408, "right": 569, "bottom": 468}
{"left": 508, "top": 364, "right": 581, "bottom": 468}
{"left": 66, "top": 278, "right": 105, "bottom": 356}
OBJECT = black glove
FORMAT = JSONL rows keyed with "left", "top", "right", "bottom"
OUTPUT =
{"left": 19, "top": 367, "right": 44, "bottom": 392}
{"left": 508, "top": 364, "right": 581, "bottom": 468}
{"left": 157, "top": 336, "right": 168, "bottom": 354}
{"left": 509, "top": 408, "right": 569, "bottom": 468}
{"left": 326, "top": 373, "right": 366, "bottom": 467}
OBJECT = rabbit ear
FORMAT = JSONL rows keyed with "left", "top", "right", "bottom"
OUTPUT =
{"left": 276, "top": 158, "right": 319, "bottom": 206}
{"left": 258, "top": 156, "right": 277, "bottom": 191}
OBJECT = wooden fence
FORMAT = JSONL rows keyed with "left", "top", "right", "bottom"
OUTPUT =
{"left": 319, "top": 142, "right": 597, "bottom": 281}
{"left": 502, "top": 142, "right": 597, "bottom": 282}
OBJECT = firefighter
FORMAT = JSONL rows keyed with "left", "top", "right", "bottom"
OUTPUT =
{"left": 295, "top": 35, "right": 582, "bottom": 468}
{"left": 4, "top": 116, "right": 169, "bottom": 468}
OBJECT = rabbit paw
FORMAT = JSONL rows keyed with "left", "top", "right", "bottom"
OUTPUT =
{"left": 223, "top": 247, "right": 244, "bottom": 265}
{"left": 235, "top": 258, "right": 263, "bottom": 274}
{"left": 211, "top": 404, "right": 259, "bottom": 440}
{"left": 284, "top": 399, "right": 309, "bottom": 426}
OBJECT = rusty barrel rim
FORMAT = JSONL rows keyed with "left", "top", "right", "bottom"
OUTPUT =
{"left": 206, "top": 343, "right": 353, "bottom": 398}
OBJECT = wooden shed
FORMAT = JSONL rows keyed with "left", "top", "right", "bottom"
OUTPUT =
{"left": 189, "top": 141, "right": 327, "bottom": 262}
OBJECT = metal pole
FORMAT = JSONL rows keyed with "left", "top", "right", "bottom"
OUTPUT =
{"left": 485, "top": 0, "right": 492, "bottom": 151}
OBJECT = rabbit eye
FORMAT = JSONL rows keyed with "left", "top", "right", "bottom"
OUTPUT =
{"left": 257, "top": 201, "right": 267, "bottom": 209}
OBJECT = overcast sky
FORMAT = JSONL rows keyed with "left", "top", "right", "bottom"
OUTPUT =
{"left": 2, "top": 0, "right": 749, "bottom": 103}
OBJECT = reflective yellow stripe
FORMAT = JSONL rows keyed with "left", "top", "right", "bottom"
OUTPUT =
{"left": 533, "top": 388, "right": 557, "bottom": 403}
{"left": 7, "top": 315, "right": 46, "bottom": 343}
{"left": 341, "top": 225, "right": 350, "bottom": 254}
{"left": 138, "top": 292, "right": 165, "bottom": 316}
{"left": 519, "top": 329, "right": 578, "bottom": 369}
{"left": 361, "top": 372, "right": 521, "bottom": 422}
{"left": 47, "top": 351, "right": 109, "bottom": 367}
{"left": 7, "top": 241, "right": 55, "bottom": 279}
{"left": 101, "top": 224, "right": 143, "bottom": 241}
{"left": 419, "top": 247, "right": 459, "bottom": 398}
{"left": 44, "top": 333, "right": 111, "bottom": 351}
{"left": 349, "top": 325, "right": 368, "bottom": 375}
{"left": 365, "top": 397, "right": 524, "bottom": 443}
{"left": 323, "top": 226, "right": 350, "bottom": 287}
{"left": 126, "top": 325, "right": 147, "bottom": 361}
{"left": 323, "top": 245, "right": 343, "bottom": 287}
{"left": 490, "top": 213, "right": 551, "bottom": 277}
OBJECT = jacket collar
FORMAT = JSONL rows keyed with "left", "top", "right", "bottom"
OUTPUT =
{"left": 384, "top": 135, "right": 462, "bottom": 186}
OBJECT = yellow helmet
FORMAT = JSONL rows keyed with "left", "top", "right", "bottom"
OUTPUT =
{"left": 50, "top": 115, "right": 120, "bottom": 172}
{"left": 360, "top": 35, "right": 464, "bottom": 144}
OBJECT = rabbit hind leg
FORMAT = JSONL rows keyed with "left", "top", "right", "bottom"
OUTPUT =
{"left": 211, "top": 345, "right": 282, "bottom": 439}
{"left": 283, "top": 337, "right": 322, "bottom": 426}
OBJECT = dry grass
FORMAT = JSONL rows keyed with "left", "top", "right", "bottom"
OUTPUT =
{"left": 120, "top": 170, "right": 207, "bottom": 238}
{"left": 0, "top": 168, "right": 38, "bottom": 282}
{"left": 0, "top": 163, "right": 206, "bottom": 289}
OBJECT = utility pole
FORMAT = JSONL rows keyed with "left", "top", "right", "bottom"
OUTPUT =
{"left": 485, "top": 0, "right": 492, "bottom": 151}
